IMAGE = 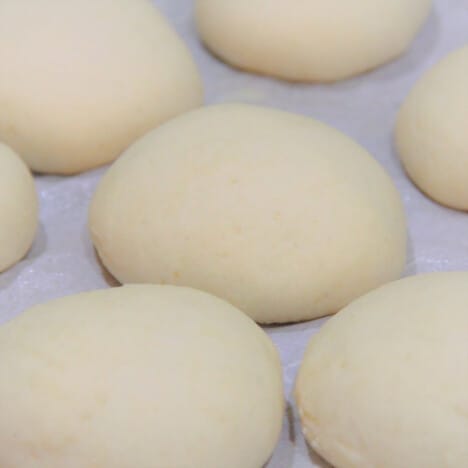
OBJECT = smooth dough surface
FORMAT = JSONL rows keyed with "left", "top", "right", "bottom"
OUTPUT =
{"left": 396, "top": 45, "right": 468, "bottom": 210}
{"left": 0, "top": 0, "right": 203, "bottom": 175}
{"left": 295, "top": 272, "right": 468, "bottom": 468}
{"left": 0, "top": 143, "right": 38, "bottom": 272}
{"left": 195, "top": 0, "right": 431, "bottom": 82}
{"left": 89, "top": 104, "right": 406, "bottom": 324}
{"left": 0, "top": 285, "right": 284, "bottom": 468}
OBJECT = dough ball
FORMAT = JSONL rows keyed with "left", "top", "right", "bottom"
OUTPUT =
{"left": 295, "top": 272, "right": 468, "bottom": 468}
{"left": 0, "top": 285, "right": 284, "bottom": 468}
{"left": 0, "top": 143, "right": 38, "bottom": 272}
{"left": 0, "top": 0, "right": 203, "bottom": 175}
{"left": 195, "top": 0, "right": 431, "bottom": 82}
{"left": 89, "top": 104, "right": 406, "bottom": 324}
{"left": 396, "top": 46, "right": 468, "bottom": 210}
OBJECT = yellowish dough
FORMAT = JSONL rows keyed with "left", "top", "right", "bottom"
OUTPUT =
{"left": 89, "top": 104, "right": 407, "bottom": 323}
{"left": 396, "top": 45, "right": 468, "bottom": 210}
{"left": 296, "top": 272, "right": 468, "bottom": 468}
{"left": 0, "top": 143, "right": 38, "bottom": 272}
{"left": 0, "top": 285, "right": 284, "bottom": 468}
{"left": 0, "top": 0, "right": 203, "bottom": 174}
{"left": 195, "top": 0, "right": 431, "bottom": 82}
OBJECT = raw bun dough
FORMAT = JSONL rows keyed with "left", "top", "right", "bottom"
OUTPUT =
{"left": 0, "top": 285, "right": 284, "bottom": 468}
{"left": 0, "top": 143, "right": 38, "bottom": 272}
{"left": 295, "top": 272, "right": 468, "bottom": 468}
{"left": 396, "top": 46, "right": 468, "bottom": 210}
{"left": 0, "top": 0, "right": 203, "bottom": 175}
{"left": 89, "top": 104, "right": 406, "bottom": 324}
{"left": 195, "top": 0, "right": 432, "bottom": 82}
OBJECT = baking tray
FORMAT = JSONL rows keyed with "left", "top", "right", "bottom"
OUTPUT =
{"left": 0, "top": 1, "right": 467, "bottom": 466}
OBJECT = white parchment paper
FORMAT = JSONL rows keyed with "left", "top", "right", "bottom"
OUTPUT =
{"left": 0, "top": 1, "right": 467, "bottom": 466}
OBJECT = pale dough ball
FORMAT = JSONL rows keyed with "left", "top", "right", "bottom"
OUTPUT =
{"left": 0, "top": 285, "right": 283, "bottom": 468}
{"left": 295, "top": 272, "right": 468, "bottom": 468}
{"left": 195, "top": 0, "right": 431, "bottom": 82}
{"left": 0, "top": 0, "right": 203, "bottom": 175}
{"left": 396, "top": 46, "right": 468, "bottom": 210}
{"left": 89, "top": 104, "right": 406, "bottom": 324}
{"left": 0, "top": 143, "right": 38, "bottom": 272}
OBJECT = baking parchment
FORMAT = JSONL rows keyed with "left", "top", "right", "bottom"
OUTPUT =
{"left": 1, "top": 1, "right": 467, "bottom": 466}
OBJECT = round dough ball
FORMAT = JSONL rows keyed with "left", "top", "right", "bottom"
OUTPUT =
{"left": 396, "top": 46, "right": 468, "bottom": 210}
{"left": 0, "top": 143, "right": 38, "bottom": 272}
{"left": 0, "top": 285, "right": 284, "bottom": 468}
{"left": 89, "top": 104, "right": 406, "bottom": 324}
{"left": 295, "top": 272, "right": 468, "bottom": 468}
{"left": 195, "top": 0, "right": 431, "bottom": 82}
{"left": 0, "top": 0, "right": 203, "bottom": 175}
